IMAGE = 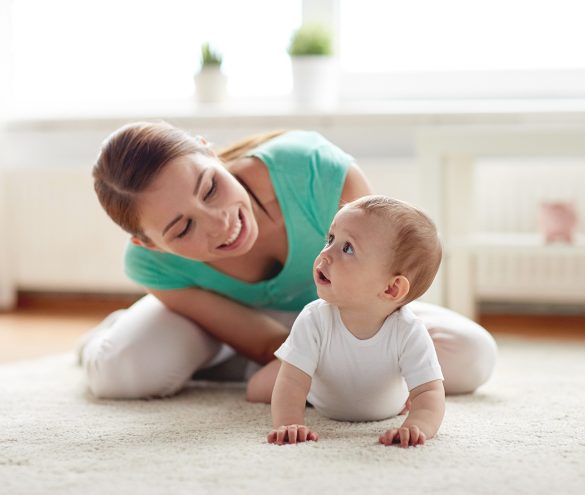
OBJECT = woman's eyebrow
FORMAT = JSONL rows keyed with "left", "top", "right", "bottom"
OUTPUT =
{"left": 162, "top": 214, "right": 183, "bottom": 236}
{"left": 162, "top": 168, "right": 207, "bottom": 236}
{"left": 193, "top": 168, "right": 207, "bottom": 196}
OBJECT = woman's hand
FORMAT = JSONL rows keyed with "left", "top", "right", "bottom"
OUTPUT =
{"left": 267, "top": 424, "right": 319, "bottom": 445}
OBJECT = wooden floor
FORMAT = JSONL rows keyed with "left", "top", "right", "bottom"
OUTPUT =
{"left": 0, "top": 293, "right": 584, "bottom": 364}
{"left": 0, "top": 293, "right": 141, "bottom": 363}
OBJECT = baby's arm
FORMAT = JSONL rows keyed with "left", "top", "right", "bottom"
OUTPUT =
{"left": 267, "top": 361, "right": 319, "bottom": 445}
{"left": 379, "top": 379, "right": 445, "bottom": 448}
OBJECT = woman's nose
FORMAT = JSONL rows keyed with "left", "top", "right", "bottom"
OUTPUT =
{"left": 207, "top": 209, "right": 229, "bottom": 232}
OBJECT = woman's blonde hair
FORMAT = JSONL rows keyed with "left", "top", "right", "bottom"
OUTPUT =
{"left": 93, "top": 121, "right": 285, "bottom": 242}
{"left": 347, "top": 195, "right": 442, "bottom": 306}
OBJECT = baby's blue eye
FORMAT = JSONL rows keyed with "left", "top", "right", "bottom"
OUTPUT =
{"left": 342, "top": 242, "right": 354, "bottom": 254}
{"left": 325, "top": 234, "right": 334, "bottom": 246}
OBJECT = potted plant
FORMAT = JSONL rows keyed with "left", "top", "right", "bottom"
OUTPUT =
{"left": 194, "top": 42, "right": 227, "bottom": 103}
{"left": 288, "top": 23, "right": 338, "bottom": 109}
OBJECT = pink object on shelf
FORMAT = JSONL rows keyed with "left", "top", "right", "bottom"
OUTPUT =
{"left": 538, "top": 201, "right": 578, "bottom": 243}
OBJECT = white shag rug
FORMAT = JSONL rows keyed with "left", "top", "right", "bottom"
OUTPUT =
{"left": 1, "top": 336, "right": 584, "bottom": 495}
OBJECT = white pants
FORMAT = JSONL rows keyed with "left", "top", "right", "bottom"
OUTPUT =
{"left": 81, "top": 295, "right": 497, "bottom": 399}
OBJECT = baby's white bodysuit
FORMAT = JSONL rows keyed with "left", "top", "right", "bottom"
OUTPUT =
{"left": 275, "top": 299, "right": 444, "bottom": 421}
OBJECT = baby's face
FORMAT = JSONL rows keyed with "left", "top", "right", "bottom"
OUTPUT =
{"left": 313, "top": 207, "right": 394, "bottom": 309}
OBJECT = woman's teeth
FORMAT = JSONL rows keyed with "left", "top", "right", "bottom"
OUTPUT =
{"left": 222, "top": 217, "right": 242, "bottom": 247}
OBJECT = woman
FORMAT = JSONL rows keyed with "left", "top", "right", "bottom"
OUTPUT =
{"left": 83, "top": 122, "right": 497, "bottom": 399}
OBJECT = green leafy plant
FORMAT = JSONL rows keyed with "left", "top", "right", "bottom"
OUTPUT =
{"left": 288, "top": 23, "right": 333, "bottom": 56}
{"left": 200, "top": 42, "right": 223, "bottom": 68}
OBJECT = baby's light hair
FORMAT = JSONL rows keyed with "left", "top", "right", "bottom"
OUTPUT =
{"left": 345, "top": 195, "right": 442, "bottom": 306}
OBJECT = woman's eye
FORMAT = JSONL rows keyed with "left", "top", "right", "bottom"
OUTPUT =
{"left": 177, "top": 219, "right": 192, "bottom": 239}
{"left": 325, "top": 234, "right": 334, "bottom": 246}
{"left": 204, "top": 178, "right": 217, "bottom": 200}
{"left": 342, "top": 242, "right": 354, "bottom": 254}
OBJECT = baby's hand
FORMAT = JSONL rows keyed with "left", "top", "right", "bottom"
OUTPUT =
{"left": 379, "top": 426, "right": 426, "bottom": 448}
{"left": 267, "top": 424, "right": 319, "bottom": 445}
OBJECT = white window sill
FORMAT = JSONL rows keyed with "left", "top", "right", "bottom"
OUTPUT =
{"left": 6, "top": 97, "right": 585, "bottom": 131}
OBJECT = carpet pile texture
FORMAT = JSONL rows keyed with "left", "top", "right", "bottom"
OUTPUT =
{"left": 1, "top": 336, "right": 584, "bottom": 495}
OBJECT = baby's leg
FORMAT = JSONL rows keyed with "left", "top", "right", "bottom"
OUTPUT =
{"left": 246, "top": 359, "right": 281, "bottom": 403}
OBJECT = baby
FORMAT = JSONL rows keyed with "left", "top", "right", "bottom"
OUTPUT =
{"left": 250, "top": 195, "right": 445, "bottom": 447}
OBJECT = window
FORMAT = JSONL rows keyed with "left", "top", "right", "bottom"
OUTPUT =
{"left": 337, "top": 0, "right": 585, "bottom": 98}
{"left": 9, "top": 0, "right": 301, "bottom": 113}
{"left": 7, "top": 0, "right": 585, "bottom": 116}
{"left": 340, "top": 0, "right": 585, "bottom": 73}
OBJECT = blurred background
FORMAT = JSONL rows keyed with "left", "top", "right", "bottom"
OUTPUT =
{"left": 1, "top": 0, "right": 584, "bottom": 361}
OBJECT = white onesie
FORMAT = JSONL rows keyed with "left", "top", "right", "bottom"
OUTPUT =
{"left": 274, "top": 299, "right": 444, "bottom": 421}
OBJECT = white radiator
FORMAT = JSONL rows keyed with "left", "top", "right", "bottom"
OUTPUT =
{"left": 2, "top": 167, "right": 142, "bottom": 294}
{"left": 473, "top": 158, "right": 585, "bottom": 303}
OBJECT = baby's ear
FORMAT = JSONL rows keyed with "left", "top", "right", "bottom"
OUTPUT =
{"left": 383, "top": 275, "right": 410, "bottom": 302}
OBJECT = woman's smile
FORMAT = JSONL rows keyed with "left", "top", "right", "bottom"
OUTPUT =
{"left": 217, "top": 209, "right": 247, "bottom": 251}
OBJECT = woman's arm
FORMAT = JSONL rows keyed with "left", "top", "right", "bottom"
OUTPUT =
{"left": 339, "top": 162, "right": 373, "bottom": 205}
{"left": 149, "top": 287, "right": 288, "bottom": 364}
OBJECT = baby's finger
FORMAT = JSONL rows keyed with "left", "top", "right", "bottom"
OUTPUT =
{"left": 267, "top": 431, "right": 277, "bottom": 444}
{"left": 287, "top": 425, "right": 298, "bottom": 444}
{"left": 409, "top": 425, "right": 420, "bottom": 445}
{"left": 307, "top": 431, "right": 319, "bottom": 442}
{"left": 379, "top": 429, "right": 396, "bottom": 446}
{"left": 399, "top": 427, "right": 410, "bottom": 448}
{"left": 388, "top": 429, "right": 400, "bottom": 446}
{"left": 417, "top": 431, "right": 426, "bottom": 445}
{"left": 297, "top": 425, "right": 308, "bottom": 442}
{"left": 276, "top": 426, "right": 287, "bottom": 445}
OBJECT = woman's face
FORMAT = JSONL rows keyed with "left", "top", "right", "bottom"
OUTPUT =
{"left": 134, "top": 152, "right": 259, "bottom": 261}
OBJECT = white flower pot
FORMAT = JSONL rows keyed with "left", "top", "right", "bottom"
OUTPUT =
{"left": 194, "top": 67, "right": 228, "bottom": 103}
{"left": 291, "top": 56, "right": 339, "bottom": 109}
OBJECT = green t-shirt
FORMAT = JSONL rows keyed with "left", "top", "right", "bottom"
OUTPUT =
{"left": 124, "top": 130, "right": 353, "bottom": 311}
